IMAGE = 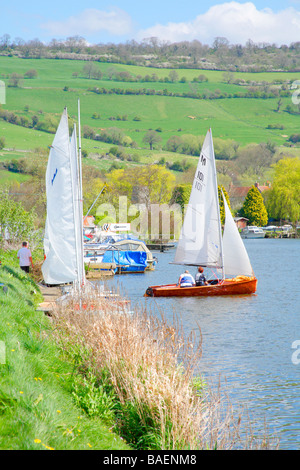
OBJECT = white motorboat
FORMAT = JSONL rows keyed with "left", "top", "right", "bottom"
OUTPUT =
{"left": 240, "top": 226, "right": 265, "bottom": 239}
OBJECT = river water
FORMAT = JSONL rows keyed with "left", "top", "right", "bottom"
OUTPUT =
{"left": 104, "top": 238, "right": 300, "bottom": 450}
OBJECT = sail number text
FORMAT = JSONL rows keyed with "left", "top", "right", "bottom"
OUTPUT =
{"left": 195, "top": 167, "right": 205, "bottom": 192}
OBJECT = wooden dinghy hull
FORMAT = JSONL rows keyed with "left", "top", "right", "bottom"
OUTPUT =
{"left": 144, "top": 276, "right": 257, "bottom": 297}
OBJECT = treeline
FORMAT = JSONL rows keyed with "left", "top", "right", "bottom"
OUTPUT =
{"left": 1, "top": 104, "right": 299, "bottom": 159}
{"left": 87, "top": 83, "right": 291, "bottom": 101}
{"left": 0, "top": 34, "right": 299, "bottom": 72}
{"left": 0, "top": 107, "right": 75, "bottom": 135}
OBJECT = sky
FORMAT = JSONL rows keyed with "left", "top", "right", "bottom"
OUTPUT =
{"left": 1, "top": 0, "right": 300, "bottom": 46}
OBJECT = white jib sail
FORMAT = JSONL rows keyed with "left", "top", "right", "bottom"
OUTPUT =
{"left": 42, "top": 108, "right": 78, "bottom": 284}
{"left": 222, "top": 191, "right": 254, "bottom": 278}
{"left": 174, "top": 129, "right": 223, "bottom": 269}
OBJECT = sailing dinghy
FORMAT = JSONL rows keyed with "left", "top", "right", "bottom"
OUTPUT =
{"left": 145, "top": 129, "right": 257, "bottom": 297}
{"left": 41, "top": 105, "right": 129, "bottom": 313}
{"left": 42, "top": 106, "right": 85, "bottom": 288}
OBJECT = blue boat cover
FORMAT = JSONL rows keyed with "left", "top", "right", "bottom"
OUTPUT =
{"left": 102, "top": 250, "right": 147, "bottom": 269}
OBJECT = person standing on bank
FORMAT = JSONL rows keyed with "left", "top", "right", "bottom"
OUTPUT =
{"left": 17, "top": 241, "right": 33, "bottom": 273}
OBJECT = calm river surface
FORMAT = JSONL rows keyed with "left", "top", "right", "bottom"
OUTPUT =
{"left": 104, "top": 238, "right": 300, "bottom": 449}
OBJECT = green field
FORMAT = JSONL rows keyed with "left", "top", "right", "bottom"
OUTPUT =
{"left": 0, "top": 56, "right": 299, "bottom": 156}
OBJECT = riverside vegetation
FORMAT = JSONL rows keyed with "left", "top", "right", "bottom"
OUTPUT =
{"left": 0, "top": 43, "right": 297, "bottom": 449}
{"left": 0, "top": 248, "right": 277, "bottom": 450}
{"left": 0, "top": 55, "right": 300, "bottom": 231}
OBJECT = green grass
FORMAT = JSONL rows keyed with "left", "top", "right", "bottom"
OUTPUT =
{"left": 0, "top": 56, "right": 299, "bottom": 155}
{"left": 0, "top": 250, "right": 130, "bottom": 450}
{"left": 0, "top": 168, "right": 30, "bottom": 185}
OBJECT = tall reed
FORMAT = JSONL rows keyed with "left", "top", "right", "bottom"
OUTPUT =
{"left": 52, "top": 285, "right": 275, "bottom": 450}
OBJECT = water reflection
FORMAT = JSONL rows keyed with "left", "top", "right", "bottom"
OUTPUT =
{"left": 104, "top": 238, "right": 300, "bottom": 449}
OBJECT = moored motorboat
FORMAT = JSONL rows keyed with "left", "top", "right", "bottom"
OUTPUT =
{"left": 240, "top": 226, "right": 265, "bottom": 239}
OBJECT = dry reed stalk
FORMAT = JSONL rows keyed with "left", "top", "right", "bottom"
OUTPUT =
{"left": 51, "top": 287, "right": 275, "bottom": 450}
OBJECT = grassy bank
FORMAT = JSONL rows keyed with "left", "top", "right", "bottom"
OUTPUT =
{"left": 0, "top": 250, "right": 130, "bottom": 450}
{"left": 0, "top": 248, "right": 276, "bottom": 450}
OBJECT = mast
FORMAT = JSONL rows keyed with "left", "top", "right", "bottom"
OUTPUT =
{"left": 209, "top": 128, "right": 225, "bottom": 280}
{"left": 77, "top": 99, "right": 85, "bottom": 286}
{"left": 70, "top": 121, "right": 81, "bottom": 288}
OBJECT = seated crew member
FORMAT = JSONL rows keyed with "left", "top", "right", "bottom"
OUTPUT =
{"left": 177, "top": 270, "right": 195, "bottom": 287}
{"left": 195, "top": 266, "right": 208, "bottom": 286}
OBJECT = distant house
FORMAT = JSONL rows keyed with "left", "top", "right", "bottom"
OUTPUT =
{"left": 234, "top": 217, "right": 248, "bottom": 230}
{"left": 83, "top": 216, "right": 95, "bottom": 236}
{"left": 228, "top": 181, "right": 271, "bottom": 211}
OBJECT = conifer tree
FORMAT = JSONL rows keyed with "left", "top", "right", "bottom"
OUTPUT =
{"left": 241, "top": 185, "right": 268, "bottom": 226}
{"left": 171, "top": 184, "right": 192, "bottom": 211}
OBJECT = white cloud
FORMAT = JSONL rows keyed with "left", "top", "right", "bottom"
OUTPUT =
{"left": 41, "top": 7, "right": 134, "bottom": 38}
{"left": 137, "top": 2, "right": 300, "bottom": 45}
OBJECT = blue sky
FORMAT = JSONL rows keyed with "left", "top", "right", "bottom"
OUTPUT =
{"left": 2, "top": 1, "right": 300, "bottom": 45}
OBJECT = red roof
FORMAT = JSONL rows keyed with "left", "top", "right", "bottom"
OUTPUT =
{"left": 83, "top": 216, "right": 95, "bottom": 227}
{"left": 229, "top": 182, "right": 271, "bottom": 198}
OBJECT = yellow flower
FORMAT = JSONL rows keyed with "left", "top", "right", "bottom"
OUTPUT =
{"left": 42, "top": 444, "right": 54, "bottom": 450}
{"left": 87, "top": 443, "right": 92, "bottom": 448}
{"left": 11, "top": 349, "right": 15, "bottom": 352}
{"left": 19, "top": 391, "right": 23, "bottom": 394}
{"left": 34, "top": 439, "right": 41, "bottom": 444}
{"left": 57, "top": 410, "right": 61, "bottom": 414}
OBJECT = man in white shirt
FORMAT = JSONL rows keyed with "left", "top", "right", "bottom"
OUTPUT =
{"left": 177, "top": 270, "right": 195, "bottom": 287}
{"left": 17, "top": 241, "right": 33, "bottom": 273}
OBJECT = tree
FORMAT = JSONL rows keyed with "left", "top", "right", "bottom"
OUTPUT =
{"left": 165, "top": 135, "right": 183, "bottom": 153}
{"left": 218, "top": 185, "right": 231, "bottom": 225}
{"left": 266, "top": 157, "right": 300, "bottom": 223}
{"left": 81, "top": 62, "right": 102, "bottom": 80}
{"left": 168, "top": 70, "right": 178, "bottom": 82}
{"left": 24, "top": 69, "right": 38, "bottom": 79}
{"left": 0, "top": 136, "right": 5, "bottom": 150}
{"left": 8, "top": 73, "right": 23, "bottom": 88}
{"left": 142, "top": 130, "right": 162, "bottom": 150}
{"left": 235, "top": 143, "right": 275, "bottom": 176}
{"left": 0, "top": 34, "right": 11, "bottom": 50}
{"left": 171, "top": 184, "right": 192, "bottom": 211}
{"left": 0, "top": 188, "right": 36, "bottom": 245}
{"left": 240, "top": 186, "right": 268, "bottom": 226}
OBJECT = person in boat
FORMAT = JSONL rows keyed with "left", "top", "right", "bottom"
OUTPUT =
{"left": 195, "top": 266, "right": 208, "bottom": 286}
{"left": 177, "top": 270, "right": 195, "bottom": 288}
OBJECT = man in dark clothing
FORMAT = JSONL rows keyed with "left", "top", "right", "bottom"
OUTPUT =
{"left": 195, "top": 266, "right": 208, "bottom": 286}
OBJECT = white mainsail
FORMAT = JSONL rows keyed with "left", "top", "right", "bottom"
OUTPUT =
{"left": 42, "top": 108, "right": 83, "bottom": 285}
{"left": 222, "top": 192, "right": 254, "bottom": 278}
{"left": 174, "top": 129, "right": 224, "bottom": 271}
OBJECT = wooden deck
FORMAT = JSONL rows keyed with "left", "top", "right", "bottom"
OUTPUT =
{"left": 37, "top": 284, "right": 62, "bottom": 314}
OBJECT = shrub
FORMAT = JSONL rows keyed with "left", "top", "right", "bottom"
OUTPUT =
{"left": 0, "top": 136, "right": 5, "bottom": 150}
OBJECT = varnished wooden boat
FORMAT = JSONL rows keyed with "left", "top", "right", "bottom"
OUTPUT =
{"left": 144, "top": 129, "right": 258, "bottom": 300}
{"left": 145, "top": 276, "right": 257, "bottom": 297}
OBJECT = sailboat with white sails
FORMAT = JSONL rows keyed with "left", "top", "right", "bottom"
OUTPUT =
{"left": 42, "top": 103, "right": 85, "bottom": 288}
{"left": 145, "top": 129, "right": 257, "bottom": 297}
{"left": 41, "top": 104, "right": 131, "bottom": 315}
